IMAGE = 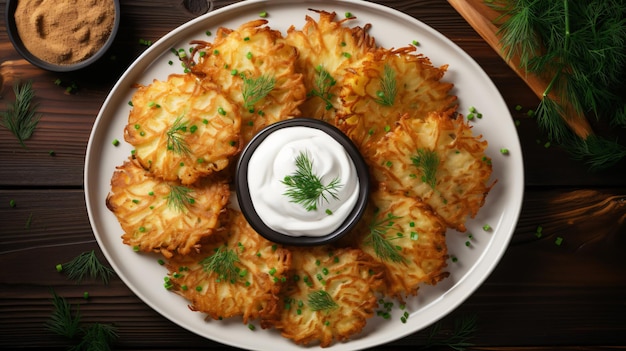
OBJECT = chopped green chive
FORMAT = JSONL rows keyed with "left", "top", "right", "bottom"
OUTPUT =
{"left": 9, "top": 199, "right": 16, "bottom": 208}
{"left": 259, "top": 11, "right": 268, "bottom": 18}
{"left": 112, "top": 138, "right": 120, "bottom": 146}
{"left": 555, "top": 236, "right": 564, "bottom": 246}
{"left": 500, "top": 148, "right": 509, "bottom": 155}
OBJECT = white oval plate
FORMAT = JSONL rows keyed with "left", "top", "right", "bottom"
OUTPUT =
{"left": 84, "top": 0, "right": 524, "bottom": 349}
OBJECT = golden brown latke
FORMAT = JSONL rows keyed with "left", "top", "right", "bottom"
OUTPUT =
{"left": 285, "top": 10, "right": 377, "bottom": 122}
{"left": 336, "top": 47, "right": 457, "bottom": 158}
{"left": 344, "top": 187, "right": 449, "bottom": 300}
{"left": 125, "top": 73, "right": 242, "bottom": 185}
{"left": 369, "top": 112, "right": 494, "bottom": 232}
{"left": 165, "top": 209, "right": 291, "bottom": 325}
{"left": 191, "top": 19, "right": 306, "bottom": 145}
{"left": 106, "top": 158, "right": 230, "bottom": 258}
{"left": 267, "top": 246, "right": 384, "bottom": 347}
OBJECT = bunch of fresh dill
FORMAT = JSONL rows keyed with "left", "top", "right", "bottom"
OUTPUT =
{"left": 492, "top": 0, "right": 626, "bottom": 170}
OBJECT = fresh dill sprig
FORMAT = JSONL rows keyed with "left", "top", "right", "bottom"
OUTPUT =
{"left": 308, "top": 290, "right": 338, "bottom": 312}
{"left": 69, "top": 323, "right": 118, "bottom": 351}
{"left": 166, "top": 185, "right": 195, "bottom": 213}
{"left": 46, "top": 290, "right": 82, "bottom": 339}
{"left": 309, "top": 65, "right": 337, "bottom": 110}
{"left": 242, "top": 74, "right": 275, "bottom": 110}
{"left": 365, "top": 213, "right": 405, "bottom": 263}
{"left": 59, "top": 250, "right": 114, "bottom": 284}
{"left": 375, "top": 64, "right": 397, "bottom": 106}
{"left": 411, "top": 148, "right": 439, "bottom": 189}
{"left": 0, "top": 80, "right": 41, "bottom": 147}
{"left": 46, "top": 290, "right": 118, "bottom": 351}
{"left": 492, "top": 0, "right": 626, "bottom": 170}
{"left": 282, "top": 150, "right": 342, "bottom": 211}
{"left": 200, "top": 246, "right": 240, "bottom": 283}
{"left": 166, "top": 115, "right": 191, "bottom": 155}
{"left": 422, "top": 314, "right": 478, "bottom": 351}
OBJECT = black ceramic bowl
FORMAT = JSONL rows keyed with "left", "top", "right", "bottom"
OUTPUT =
{"left": 5, "top": 0, "right": 120, "bottom": 72}
{"left": 235, "top": 118, "right": 370, "bottom": 246}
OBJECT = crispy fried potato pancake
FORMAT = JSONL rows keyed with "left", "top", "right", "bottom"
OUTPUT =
{"left": 285, "top": 10, "right": 377, "bottom": 122}
{"left": 192, "top": 19, "right": 306, "bottom": 144}
{"left": 268, "top": 246, "right": 383, "bottom": 347}
{"left": 166, "top": 209, "right": 291, "bottom": 324}
{"left": 369, "top": 112, "right": 494, "bottom": 231}
{"left": 106, "top": 158, "right": 230, "bottom": 258}
{"left": 336, "top": 47, "right": 457, "bottom": 158}
{"left": 125, "top": 73, "right": 241, "bottom": 185}
{"left": 345, "top": 188, "right": 449, "bottom": 299}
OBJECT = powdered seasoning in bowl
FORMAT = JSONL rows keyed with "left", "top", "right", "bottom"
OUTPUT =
{"left": 6, "top": 0, "right": 120, "bottom": 72}
{"left": 235, "top": 118, "right": 370, "bottom": 246}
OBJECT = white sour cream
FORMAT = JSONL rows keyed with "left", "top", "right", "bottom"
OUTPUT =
{"left": 247, "top": 126, "right": 360, "bottom": 237}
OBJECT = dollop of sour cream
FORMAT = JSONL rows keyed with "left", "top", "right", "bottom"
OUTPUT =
{"left": 247, "top": 126, "right": 360, "bottom": 237}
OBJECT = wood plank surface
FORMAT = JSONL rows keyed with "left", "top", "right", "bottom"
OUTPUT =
{"left": 1, "top": 0, "right": 625, "bottom": 350}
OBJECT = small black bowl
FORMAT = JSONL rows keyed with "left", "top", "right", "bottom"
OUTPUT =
{"left": 5, "top": 0, "right": 120, "bottom": 72}
{"left": 235, "top": 118, "right": 370, "bottom": 246}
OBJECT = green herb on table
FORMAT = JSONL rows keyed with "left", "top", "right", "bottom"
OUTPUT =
{"left": 282, "top": 151, "right": 342, "bottom": 212}
{"left": 491, "top": 0, "right": 626, "bottom": 170}
{"left": 308, "top": 290, "right": 338, "bottom": 312}
{"left": 166, "top": 185, "right": 195, "bottom": 213}
{"left": 365, "top": 213, "right": 406, "bottom": 263}
{"left": 410, "top": 148, "right": 439, "bottom": 189}
{"left": 241, "top": 74, "right": 275, "bottom": 110}
{"left": 46, "top": 290, "right": 82, "bottom": 338}
{"left": 422, "top": 314, "right": 478, "bottom": 350}
{"left": 375, "top": 64, "right": 397, "bottom": 106}
{"left": 57, "top": 250, "right": 114, "bottom": 284}
{"left": 309, "top": 65, "right": 337, "bottom": 110}
{"left": 0, "top": 80, "right": 41, "bottom": 147}
{"left": 200, "top": 246, "right": 240, "bottom": 283}
{"left": 46, "top": 290, "right": 118, "bottom": 350}
{"left": 166, "top": 115, "right": 191, "bottom": 156}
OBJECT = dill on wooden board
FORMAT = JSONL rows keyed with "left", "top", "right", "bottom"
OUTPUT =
{"left": 491, "top": 0, "right": 626, "bottom": 170}
{"left": 0, "top": 80, "right": 41, "bottom": 147}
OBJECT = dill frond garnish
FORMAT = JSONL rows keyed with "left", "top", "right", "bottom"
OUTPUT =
{"left": 0, "top": 80, "right": 41, "bottom": 147}
{"left": 423, "top": 314, "right": 478, "bottom": 351}
{"left": 59, "top": 250, "right": 114, "bottom": 284}
{"left": 70, "top": 323, "right": 118, "bottom": 351}
{"left": 491, "top": 0, "right": 626, "bottom": 170}
{"left": 410, "top": 148, "right": 439, "bottom": 189}
{"left": 375, "top": 64, "right": 397, "bottom": 106}
{"left": 307, "top": 290, "right": 338, "bottom": 312}
{"left": 365, "top": 213, "right": 405, "bottom": 263}
{"left": 242, "top": 74, "right": 276, "bottom": 110}
{"left": 309, "top": 65, "right": 337, "bottom": 110}
{"left": 200, "top": 246, "right": 240, "bottom": 283}
{"left": 46, "top": 290, "right": 81, "bottom": 339}
{"left": 166, "top": 115, "right": 191, "bottom": 155}
{"left": 166, "top": 185, "right": 195, "bottom": 213}
{"left": 282, "top": 150, "right": 342, "bottom": 211}
{"left": 46, "top": 291, "right": 119, "bottom": 350}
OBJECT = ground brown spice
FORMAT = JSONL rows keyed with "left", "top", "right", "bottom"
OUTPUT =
{"left": 14, "top": 0, "right": 116, "bottom": 65}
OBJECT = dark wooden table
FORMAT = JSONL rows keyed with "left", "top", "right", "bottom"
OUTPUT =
{"left": 2, "top": 0, "right": 625, "bottom": 350}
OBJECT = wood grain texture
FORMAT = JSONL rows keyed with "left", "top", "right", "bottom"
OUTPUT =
{"left": 1, "top": 0, "right": 625, "bottom": 350}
